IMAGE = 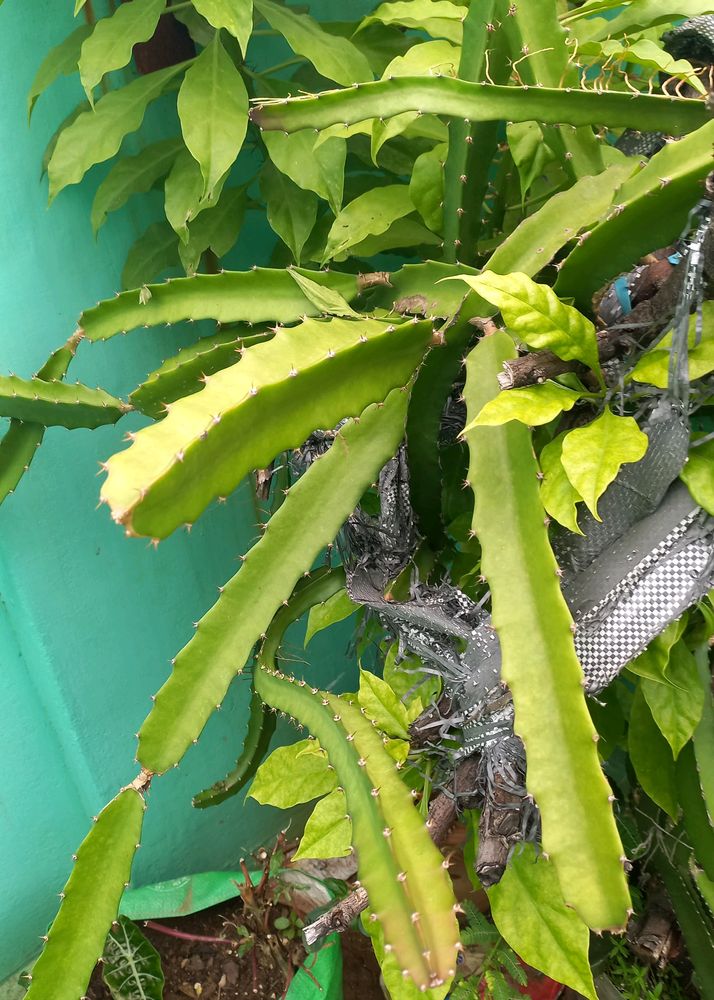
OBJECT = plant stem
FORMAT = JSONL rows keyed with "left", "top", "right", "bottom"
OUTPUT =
{"left": 167, "top": 1, "right": 194, "bottom": 13}
{"left": 143, "top": 920, "right": 236, "bottom": 946}
{"left": 261, "top": 56, "right": 307, "bottom": 76}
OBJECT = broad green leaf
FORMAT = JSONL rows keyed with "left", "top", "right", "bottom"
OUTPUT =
{"left": 409, "top": 142, "right": 446, "bottom": 233}
{"left": 581, "top": 38, "right": 706, "bottom": 95}
{"left": 48, "top": 62, "right": 187, "bottom": 201}
{"left": 293, "top": 788, "right": 352, "bottom": 861}
{"left": 507, "top": 121, "right": 557, "bottom": 201}
{"left": 574, "top": 1, "right": 714, "bottom": 42}
{"left": 453, "top": 271, "right": 601, "bottom": 377}
{"left": 358, "top": 669, "right": 410, "bottom": 740}
{"left": 102, "top": 916, "right": 164, "bottom": 1000}
{"left": 179, "top": 187, "right": 246, "bottom": 275}
{"left": 628, "top": 619, "right": 687, "bottom": 684}
{"left": 628, "top": 683, "right": 678, "bottom": 820}
{"left": 24, "top": 789, "right": 144, "bottom": 1000}
{"left": 79, "top": 0, "right": 166, "bottom": 101}
{"left": 255, "top": 0, "right": 371, "bottom": 85}
{"left": 539, "top": 432, "right": 583, "bottom": 535}
{"left": 91, "top": 138, "right": 183, "bottom": 234}
{"left": 192, "top": 0, "right": 253, "bottom": 56}
{"left": 287, "top": 270, "right": 359, "bottom": 318}
{"left": 642, "top": 642, "right": 705, "bottom": 759}
{"left": 177, "top": 34, "right": 248, "bottom": 198}
{"left": 694, "top": 648, "right": 714, "bottom": 826}
{"left": 632, "top": 303, "right": 714, "bottom": 388}
{"left": 383, "top": 645, "right": 441, "bottom": 709}
{"left": 122, "top": 221, "right": 180, "bottom": 290}
{"left": 362, "top": 1, "right": 464, "bottom": 43}
{"left": 682, "top": 439, "right": 714, "bottom": 516}
{"left": 260, "top": 161, "right": 317, "bottom": 264}
{"left": 262, "top": 129, "right": 346, "bottom": 214}
{"left": 323, "top": 185, "right": 414, "bottom": 262}
{"left": 164, "top": 148, "right": 228, "bottom": 242}
{"left": 304, "top": 587, "right": 359, "bottom": 646}
{"left": 488, "top": 846, "right": 596, "bottom": 1000}
{"left": 560, "top": 409, "right": 648, "bottom": 519}
{"left": 338, "top": 217, "right": 440, "bottom": 261}
{"left": 28, "top": 22, "right": 92, "bottom": 120}
{"left": 249, "top": 739, "right": 337, "bottom": 808}
{"left": 465, "top": 383, "right": 584, "bottom": 430}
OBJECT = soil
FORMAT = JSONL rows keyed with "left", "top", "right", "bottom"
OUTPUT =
{"left": 86, "top": 899, "right": 384, "bottom": 1000}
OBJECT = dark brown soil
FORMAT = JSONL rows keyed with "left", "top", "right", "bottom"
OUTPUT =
{"left": 87, "top": 899, "right": 384, "bottom": 1000}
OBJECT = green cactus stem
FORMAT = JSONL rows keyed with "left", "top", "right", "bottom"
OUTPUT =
{"left": 192, "top": 567, "right": 346, "bottom": 808}
{"left": 101, "top": 316, "right": 433, "bottom": 539}
{"left": 25, "top": 787, "right": 145, "bottom": 1000}
{"left": 250, "top": 78, "right": 708, "bottom": 138}
{"left": 137, "top": 388, "right": 411, "bottom": 773}
{"left": 0, "top": 333, "right": 80, "bottom": 503}
{"left": 462, "top": 331, "right": 629, "bottom": 931}
{"left": 79, "top": 267, "right": 362, "bottom": 342}
{"left": 254, "top": 668, "right": 460, "bottom": 990}
{"left": 0, "top": 373, "right": 129, "bottom": 428}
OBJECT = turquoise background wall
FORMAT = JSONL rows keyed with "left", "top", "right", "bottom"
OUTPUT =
{"left": 0, "top": 0, "right": 366, "bottom": 980}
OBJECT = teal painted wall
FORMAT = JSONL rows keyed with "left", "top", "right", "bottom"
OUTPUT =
{"left": 0, "top": 0, "right": 365, "bottom": 979}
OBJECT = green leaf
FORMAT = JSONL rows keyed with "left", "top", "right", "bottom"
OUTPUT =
{"left": 191, "top": 0, "right": 253, "bottom": 56}
{"left": 121, "top": 221, "right": 180, "bottom": 290}
{"left": 409, "top": 142, "right": 446, "bottom": 233}
{"left": 358, "top": 669, "right": 410, "bottom": 740}
{"left": 628, "top": 619, "right": 687, "bottom": 684}
{"left": 465, "top": 383, "right": 585, "bottom": 430}
{"left": 260, "top": 161, "right": 317, "bottom": 264}
{"left": 249, "top": 739, "right": 336, "bottom": 808}
{"left": 91, "top": 138, "right": 183, "bottom": 234}
{"left": 583, "top": 38, "right": 706, "bottom": 95}
{"left": 79, "top": 0, "right": 166, "bottom": 101}
{"left": 48, "top": 62, "right": 188, "bottom": 201}
{"left": 362, "top": 1, "right": 464, "bottom": 43}
{"left": 539, "top": 432, "right": 583, "bottom": 535}
{"left": 694, "top": 648, "right": 714, "bottom": 827}
{"left": 682, "top": 439, "right": 714, "bottom": 516}
{"left": 463, "top": 331, "right": 629, "bottom": 930}
{"left": 628, "top": 684, "right": 678, "bottom": 820}
{"left": 323, "top": 185, "right": 414, "bottom": 263}
{"left": 339, "top": 217, "right": 440, "bottom": 261}
{"left": 453, "top": 271, "right": 601, "bottom": 376}
{"left": 177, "top": 34, "right": 248, "bottom": 198}
{"left": 179, "top": 186, "right": 246, "bottom": 276}
{"left": 293, "top": 788, "right": 352, "bottom": 861}
{"left": 25, "top": 789, "right": 144, "bottom": 1000}
{"left": 631, "top": 302, "right": 714, "bottom": 389}
{"left": 28, "top": 22, "right": 92, "bottom": 120}
{"left": 488, "top": 846, "right": 596, "bottom": 1000}
{"left": 102, "top": 915, "right": 164, "bottom": 1000}
{"left": 574, "top": 1, "right": 714, "bottom": 42}
{"left": 262, "top": 129, "right": 346, "bottom": 215}
{"left": 137, "top": 390, "right": 411, "bottom": 772}
{"left": 254, "top": 0, "right": 372, "bottom": 86}
{"left": 164, "top": 147, "right": 228, "bottom": 243}
{"left": 507, "top": 121, "right": 557, "bottom": 202}
{"left": 0, "top": 375, "right": 129, "bottom": 429}
{"left": 642, "top": 642, "right": 705, "bottom": 760}
{"left": 304, "top": 587, "right": 359, "bottom": 646}
{"left": 560, "top": 408, "right": 648, "bottom": 520}
{"left": 287, "top": 269, "right": 358, "bottom": 318}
